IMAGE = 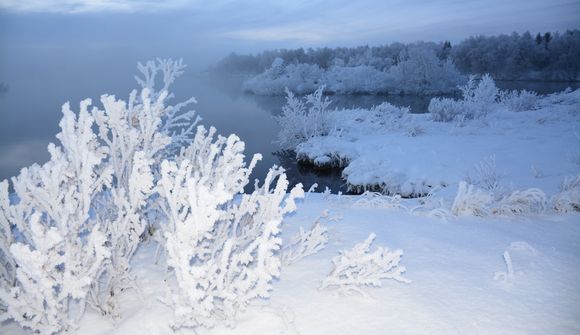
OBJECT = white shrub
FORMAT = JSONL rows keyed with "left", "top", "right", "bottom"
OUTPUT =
{"left": 0, "top": 58, "right": 306, "bottom": 334}
{"left": 0, "top": 104, "right": 112, "bottom": 334}
{"left": 460, "top": 74, "right": 498, "bottom": 119}
{"left": 282, "top": 211, "right": 330, "bottom": 266}
{"left": 133, "top": 58, "right": 200, "bottom": 153}
{"left": 451, "top": 181, "right": 494, "bottom": 216}
{"left": 429, "top": 74, "right": 499, "bottom": 122}
{"left": 321, "top": 233, "right": 409, "bottom": 296}
{"left": 465, "top": 155, "right": 503, "bottom": 194}
{"left": 88, "top": 151, "right": 154, "bottom": 317}
{"left": 452, "top": 181, "right": 549, "bottom": 217}
{"left": 276, "top": 86, "right": 332, "bottom": 149}
{"left": 352, "top": 191, "right": 406, "bottom": 210}
{"left": 0, "top": 181, "right": 15, "bottom": 289}
{"left": 500, "top": 89, "right": 540, "bottom": 112}
{"left": 552, "top": 175, "right": 580, "bottom": 212}
{"left": 491, "top": 188, "right": 547, "bottom": 215}
{"left": 88, "top": 59, "right": 199, "bottom": 316}
{"left": 157, "top": 126, "right": 304, "bottom": 331}
{"left": 428, "top": 97, "right": 463, "bottom": 122}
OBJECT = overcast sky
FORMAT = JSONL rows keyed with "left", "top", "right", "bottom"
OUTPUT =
{"left": 1, "top": 0, "right": 579, "bottom": 69}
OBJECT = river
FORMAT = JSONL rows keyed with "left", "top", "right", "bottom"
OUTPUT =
{"left": 1, "top": 64, "right": 578, "bottom": 192}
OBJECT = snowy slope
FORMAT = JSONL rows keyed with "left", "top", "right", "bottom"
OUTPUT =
{"left": 3, "top": 193, "right": 579, "bottom": 335}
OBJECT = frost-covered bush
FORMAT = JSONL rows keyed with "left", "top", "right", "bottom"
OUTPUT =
{"left": 352, "top": 191, "right": 405, "bottom": 210}
{"left": 451, "top": 181, "right": 494, "bottom": 216}
{"left": 88, "top": 151, "right": 154, "bottom": 317}
{"left": 465, "top": 155, "right": 503, "bottom": 194}
{"left": 276, "top": 86, "right": 332, "bottom": 149}
{"left": 1, "top": 58, "right": 306, "bottom": 334}
{"left": 429, "top": 74, "right": 499, "bottom": 122}
{"left": 452, "top": 181, "right": 549, "bottom": 217}
{"left": 157, "top": 125, "right": 303, "bottom": 331}
{"left": 89, "top": 58, "right": 199, "bottom": 316}
{"left": 552, "top": 175, "right": 580, "bottom": 212}
{"left": 460, "top": 74, "right": 499, "bottom": 117}
{"left": 282, "top": 211, "right": 330, "bottom": 266}
{"left": 491, "top": 188, "right": 547, "bottom": 215}
{"left": 133, "top": 58, "right": 200, "bottom": 154}
{"left": 499, "top": 89, "right": 540, "bottom": 112}
{"left": 428, "top": 96, "right": 464, "bottom": 122}
{"left": 0, "top": 181, "right": 15, "bottom": 289}
{"left": 321, "top": 233, "right": 409, "bottom": 296}
{"left": 0, "top": 105, "right": 112, "bottom": 334}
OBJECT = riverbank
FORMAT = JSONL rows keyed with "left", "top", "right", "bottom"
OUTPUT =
{"left": 291, "top": 85, "right": 580, "bottom": 198}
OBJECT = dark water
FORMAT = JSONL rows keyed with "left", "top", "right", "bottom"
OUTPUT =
{"left": 1, "top": 64, "right": 578, "bottom": 193}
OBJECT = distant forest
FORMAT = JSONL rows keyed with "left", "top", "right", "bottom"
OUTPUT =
{"left": 213, "top": 30, "right": 580, "bottom": 82}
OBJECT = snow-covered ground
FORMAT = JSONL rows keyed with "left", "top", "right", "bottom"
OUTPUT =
{"left": 294, "top": 87, "right": 580, "bottom": 198}
{"left": 3, "top": 192, "right": 579, "bottom": 335}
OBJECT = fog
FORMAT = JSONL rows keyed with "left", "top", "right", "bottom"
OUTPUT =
{"left": 0, "top": 0, "right": 579, "bottom": 182}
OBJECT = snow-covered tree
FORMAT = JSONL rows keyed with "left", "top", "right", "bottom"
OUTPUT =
{"left": 429, "top": 74, "right": 499, "bottom": 122}
{"left": 387, "top": 44, "right": 465, "bottom": 95}
{"left": 157, "top": 125, "right": 304, "bottom": 331}
{"left": 459, "top": 74, "right": 498, "bottom": 118}
{"left": 0, "top": 102, "right": 112, "bottom": 334}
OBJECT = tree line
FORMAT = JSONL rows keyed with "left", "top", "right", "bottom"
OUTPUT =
{"left": 213, "top": 30, "right": 580, "bottom": 81}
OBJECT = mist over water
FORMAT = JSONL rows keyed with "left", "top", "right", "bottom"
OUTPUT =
{"left": 1, "top": 10, "right": 578, "bottom": 191}
{"left": 0, "top": 43, "right": 348, "bottom": 191}
{"left": 1, "top": 41, "right": 579, "bottom": 192}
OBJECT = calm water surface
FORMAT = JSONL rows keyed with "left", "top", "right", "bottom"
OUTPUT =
{"left": 1, "top": 60, "right": 578, "bottom": 192}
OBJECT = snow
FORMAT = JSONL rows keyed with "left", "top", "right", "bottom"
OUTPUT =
{"left": 242, "top": 45, "right": 465, "bottom": 96}
{"left": 295, "top": 89, "right": 580, "bottom": 197}
{"left": 2, "top": 60, "right": 579, "bottom": 335}
{"left": 3, "top": 192, "right": 579, "bottom": 335}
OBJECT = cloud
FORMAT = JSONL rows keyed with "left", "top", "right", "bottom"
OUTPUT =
{"left": 0, "top": 0, "right": 188, "bottom": 13}
{"left": 1, "top": 0, "right": 578, "bottom": 46}
{"left": 219, "top": 24, "right": 326, "bottom": 43}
